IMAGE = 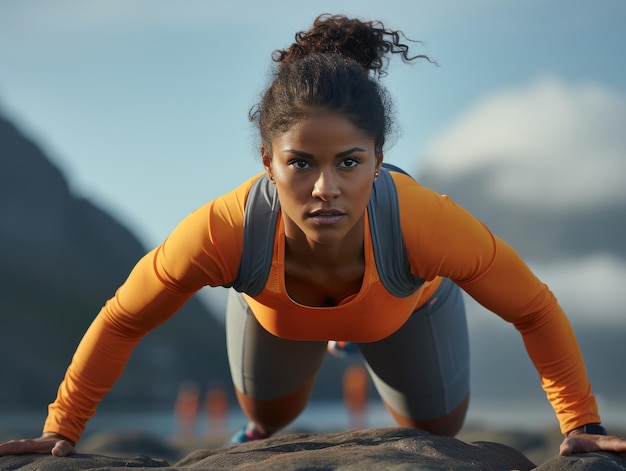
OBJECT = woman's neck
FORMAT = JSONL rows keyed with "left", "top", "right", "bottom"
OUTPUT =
{"left": 283, "top": 220, "right": 365, "bottom": 271}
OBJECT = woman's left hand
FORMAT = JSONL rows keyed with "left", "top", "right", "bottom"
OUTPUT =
{"left": 560, "top": 431, "right": 626, "bottom": 456}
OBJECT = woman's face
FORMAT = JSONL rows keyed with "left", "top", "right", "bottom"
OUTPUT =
{"left": 263, "top": 112, "right": 382, "bottom": 247}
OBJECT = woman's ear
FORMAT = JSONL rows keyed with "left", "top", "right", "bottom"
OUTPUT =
{"left": 375, "top": 153, "right": 384, "bottom": 178}
{"left": 261, "top": 145, "right": 274, "bottom": 182}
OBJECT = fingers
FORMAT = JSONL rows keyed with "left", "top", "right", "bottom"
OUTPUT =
{"left": 51, "top": 440, "right": 75, "bottom": 457}
{"left": 559, "top": 439, "right": 573, "bottom": 456}
{"left": 601, "top": 435, "right": 626, "bottom": 454}
{"left": 0, "top": 437, "right": 76, "bottom": 457}
{"left": 560, "top": 434, "right": 601, "bottom": 456}
{"left": 560, "top": 434, "right": 626, "bottom": 456}
{"left": 0, "top": 439, "right": 49, "bottom": 455}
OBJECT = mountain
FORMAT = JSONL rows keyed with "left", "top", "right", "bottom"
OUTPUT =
{"left": 0, "top": 112, "right": 232, "bottom": 410}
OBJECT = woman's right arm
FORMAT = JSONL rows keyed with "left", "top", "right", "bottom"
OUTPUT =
{"left": 43, "top": 245, "right": 200, "bottom": 443}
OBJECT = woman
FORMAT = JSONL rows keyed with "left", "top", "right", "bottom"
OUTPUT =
{"left": 1, "top": 14, "right": 624, "bottom": 459}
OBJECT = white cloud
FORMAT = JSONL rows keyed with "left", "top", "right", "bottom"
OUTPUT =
{"left": 422, "top": 76, "right": 626, "bottom": 210}
{"left": 466, "top": 254, "right": 626, "bottom": 326}
{"left": 529, "top": 255, "right": 626, "bottom": 323}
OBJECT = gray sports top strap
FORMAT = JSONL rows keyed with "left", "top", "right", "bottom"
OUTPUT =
{"left": 368, "top": 166, "right": 424, "bottom": 297}
{"left": 226, "top": 176, "right": 279, "bottom": 297}
{"left": 229, "top": 165, "right": 424, "bottom": 298}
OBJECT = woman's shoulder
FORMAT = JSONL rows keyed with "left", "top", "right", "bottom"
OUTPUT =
{"left": 390, "top": 170, "right": 449, "bottom": 209}
{"left": 171, "top": 172, "right": 264, "bottom": 248}
{"left": 202, "top": 172, "right": 265, "bottom": 217}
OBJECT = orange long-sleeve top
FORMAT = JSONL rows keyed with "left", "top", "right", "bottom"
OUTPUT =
{"left": 44, "top": 171, "right": 599, "bottom": 443}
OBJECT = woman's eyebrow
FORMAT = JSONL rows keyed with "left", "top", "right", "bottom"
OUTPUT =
{"left": 336, "top": 147, "right": 366, "bottom": 158}
{"left": 283, "top": 147, "right": 366, "bottom": 159}
{"left": 284, "top": 149, "right": 314, "bottom": 158}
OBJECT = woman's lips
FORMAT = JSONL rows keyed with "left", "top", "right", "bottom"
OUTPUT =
{"left": 309, "top": 210, "right": 345, "bottom": 225}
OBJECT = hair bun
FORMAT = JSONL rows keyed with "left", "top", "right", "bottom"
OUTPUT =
{"left": 273, "top": 14, "right": 430, "bottom": 75}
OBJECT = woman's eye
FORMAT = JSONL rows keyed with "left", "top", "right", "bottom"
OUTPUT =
{"left": 290, "top": 160, "right": 310, "bottom": 169}
{"left": 339, "top": 158, "right": 360, "bottom": 168}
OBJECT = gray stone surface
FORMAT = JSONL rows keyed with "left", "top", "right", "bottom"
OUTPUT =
{"left": 3, "top": 428, "right": 625, "bottom": 470}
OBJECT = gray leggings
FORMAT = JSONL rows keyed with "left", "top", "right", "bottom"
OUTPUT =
{"left": 226, "top": 277, "right": 469, "bottom": 422}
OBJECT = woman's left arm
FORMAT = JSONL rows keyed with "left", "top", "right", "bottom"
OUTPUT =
{"left": 458, "top": 235, "right": 600, "bottom": 432}
{"left": 459, "top": 236, "right": 626, "bottom": 455}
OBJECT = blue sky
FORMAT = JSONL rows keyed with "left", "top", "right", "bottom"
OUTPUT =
{"left": 1, "top": 0, "right": 624, "bottom": 250}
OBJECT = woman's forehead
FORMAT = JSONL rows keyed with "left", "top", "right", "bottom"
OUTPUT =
{"left": 274, "top": 113, "right": 374, "bottom": 144}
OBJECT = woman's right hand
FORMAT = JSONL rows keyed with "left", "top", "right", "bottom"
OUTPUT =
{"left": 0, "top": 432, "right": 76, "bottom": 457}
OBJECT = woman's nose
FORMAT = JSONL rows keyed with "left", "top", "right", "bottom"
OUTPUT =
{"left": 312, "top": 171, "right": 341, "bottom": 200}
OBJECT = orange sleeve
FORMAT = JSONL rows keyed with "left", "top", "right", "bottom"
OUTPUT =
{"left": 43, "top": 176, "right": 255, "bottom": 443}
{"left": 44, "top": 250, "right": 196, "bottom": 443}
{"left": 460, "top": 237, "right": 599, "bottom": 434}
{"left": 395, "top": 173, "right": 599, "bottom": 435}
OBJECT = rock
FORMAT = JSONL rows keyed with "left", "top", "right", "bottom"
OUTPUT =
{"left": 175, "top": 428, "right": 536, "bottom": 470}
{"left": 3, "top": 428, "right": 626, "bottom": 470}
{"left": 537, "top": 452, "right": 626, "bottom": 471}
{"left": 79, "top": 431, "right": 182, "bottom": 464}
{"left": 0, "top": 453, "right": 169, "bottom": 470}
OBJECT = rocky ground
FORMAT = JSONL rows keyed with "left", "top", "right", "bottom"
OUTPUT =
{"left": 2, "top": 427, "right": 626, "bottom": 470}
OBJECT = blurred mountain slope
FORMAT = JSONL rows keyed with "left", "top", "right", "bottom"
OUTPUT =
{"left": 0, "top": 112, "right": 230, "bottom": 409}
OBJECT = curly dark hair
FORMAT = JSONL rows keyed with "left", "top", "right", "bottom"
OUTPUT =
{"left": 273, "top": 13, "right": 432, "bottom": 76}
{"left": 251, "top": 14, "right": 433, "bottom": 154}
